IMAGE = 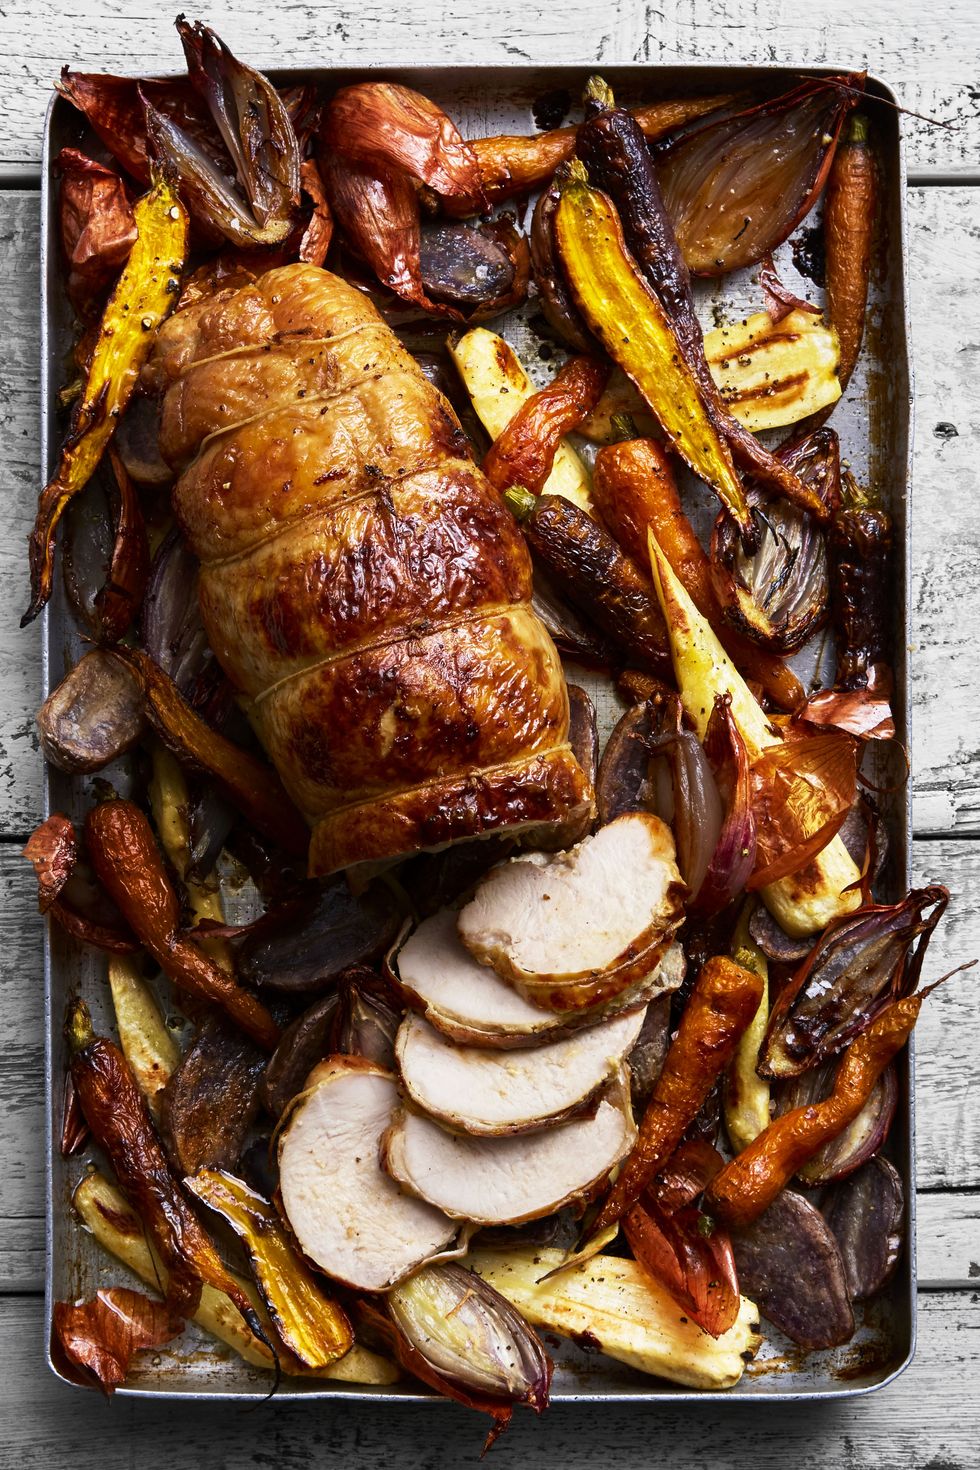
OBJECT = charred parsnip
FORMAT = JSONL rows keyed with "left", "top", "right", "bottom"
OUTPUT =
{"left": 592, "top": 438, "right": 804, "bottom": 709}
{"left": 450, "top": 328, "right": 592, "bottom": 512}
{"left": 85, "top": 800, "right": 280, "bottom": 1049}
{"left": 707, "top": 987, "right": 943, "bottom": 1227}
{"left": 648, "top": 528, "right": 863, "bottom": 937}
{"left": 107, "top": 955, "right": 178, "bottom": 1116}
{"left": 148, "top": 741, "right": 233, "bottom": 972}
{"left": 24, "top": 171, "right": 188, "bottom": 624}
{"left": 577, "top": 77, "right": 826, "bottom": 513}
{"left": 553, "top": 164, "right": 752, "bottom": 536}
{"left": 468, "top": 1248, "right": 760, "bottom": 1389}
{"left": 581, "top": 957, "right": 763, "bottom": 1249}
{"left": 722, "top": 903, "right": 771, "bottom": 1154}
{"left": 73, "top": 1172, "right": 397, "bottom": 1384}
{"left": 483, "top": 356, "right": 609, "bottom": 496}
{"left": 187, "top": 1170, "right": 353, "bottom": 1369}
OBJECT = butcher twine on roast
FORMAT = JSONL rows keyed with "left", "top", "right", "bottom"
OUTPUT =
{"left": 147, "top": 263, "right": 592, "bottom": 874}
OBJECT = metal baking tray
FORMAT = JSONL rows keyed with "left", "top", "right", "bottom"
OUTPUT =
{"left": 40, "top": 62, "right": 914, "bottom": 1403}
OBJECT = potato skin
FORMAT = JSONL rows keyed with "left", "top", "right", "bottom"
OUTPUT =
{"left": 153, "top": 265, "right": 589, "bottom": 871}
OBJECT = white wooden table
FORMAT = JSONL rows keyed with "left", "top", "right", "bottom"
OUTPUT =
{"left": 1, "top": 3, "right": 978, "bottom": 1464}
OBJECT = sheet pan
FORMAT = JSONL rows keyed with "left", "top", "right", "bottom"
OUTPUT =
{"left": 40, "top": 62, "right": 914, "bottom": 1403}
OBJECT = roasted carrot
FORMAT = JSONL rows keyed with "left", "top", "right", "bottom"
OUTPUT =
{"left": 67, "top": 998, "right": 275, "bottom": 1355}
{"left": 441, "top": 94, "right": 735, "bottom": 216}
{"left": 576, "top": 77, "right": 825, "bottom": 516}
{"left": 483, "top": 356, "right": 609, "bottom": 495}
{"left": 706, "top": 990, "right": 925, "bottom": 1226}
{"left": 824, "top": 113, "right": 877, "bottom": 392}
{"left": 593, "top": 439, "right": 804, "bottom": 710}
{"left": 85, "top": 800, "right": 281, "bottom": 1050}
{"left": 507, "top": 488, "right": 671, "bottom": 674}
{"left": 588, "top": 956, "right": 764, "bottom": 1240}
{"left": 118, "top": 648, "right": 309, "bottom": 857}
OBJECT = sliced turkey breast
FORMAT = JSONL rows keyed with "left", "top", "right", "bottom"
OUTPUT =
{"left": 395, "top": 1008, "right": 644, "bottom": 1136}
{"left": 457, "top": 812, "right": 686, "bottom": 1011}
{"left": 276, "top": 1056, "right": 457, "bottom": 1291}
{"left": 390, "top": 908, "right": 685, "bottom": 1046}
{"left": 381, "top": 1075, "right": 636, "bottom": 1224}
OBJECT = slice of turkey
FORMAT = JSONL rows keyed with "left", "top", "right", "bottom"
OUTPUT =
{"left": 391, "top": 907, "right": 686, "bottom": 1047}
{"left": 381, "top": 1075, "right": 636, "bottom": 1224}
{"left": 395, "top": 1007, "right": 644, "bottom": 1136}
{"left": 276, "top": 1056, "right": 457, "bottom": 1291}
{"left": 457, "top": 812, "right": 686, "bottom": 1011}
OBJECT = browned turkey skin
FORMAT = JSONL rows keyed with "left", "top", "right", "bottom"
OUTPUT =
{"left": 148, "top": 263, "right": 591, "bottom": 874}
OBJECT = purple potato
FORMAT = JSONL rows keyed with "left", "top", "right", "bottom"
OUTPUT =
{"left": 823, "top": 1156, "right": 905, "bottom": 1301}
{"left": 731, "top": 1189, "right": 855, "bottom": 1349}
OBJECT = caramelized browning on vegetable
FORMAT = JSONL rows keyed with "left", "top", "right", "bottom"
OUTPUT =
{"left": 119, "top": 648, "right": 309, "bottom": 856}
{"left": 483, "top": 356, "right": 609, "bottom": 495}
{"left": 553, "top": 166, "right": 752, "bottom": 536}
{"left": 657, "top": 77, "right": 860, "bottom": 276}
{"left": 187, "top": 1169, "right": 353, "bottom": 1369}
{"left": 577, "top": 77, "right": 824, "bottom": 512}
{"left": 707, "top": 987, "right": 942, "bottom": 1226}
{"left": 592, "top": 438, "right": 804, "bottom": 709}
{"left": 585, "top": 956, "right": 764, "bottom": 1244}
{"left": 443, "top": 94, "right": 735, "bottom": 215}
{"left": 24, "top": 171, "right": 188, "bottom": 625}
{"left": 510, "top": 490, "right": 670, "bottom": 674}
{"left": 67, "top": 999, "right": 276, "bottom": 1353}
{"left": 53, "top": 1287, "right": 181, "bottom": 1394}
{"left": 84, "top": 800, "right": 280, "bottom": 1049}
{"left": 824, "top": 113, "right": 878, "bottom": 392}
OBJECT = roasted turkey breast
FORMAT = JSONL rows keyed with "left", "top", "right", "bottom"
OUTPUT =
{"left": 149, "top": 264, "right": 591, "bottom": 873}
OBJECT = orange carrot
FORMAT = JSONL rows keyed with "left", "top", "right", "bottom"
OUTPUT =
{"left": 824, "top": 112, "right": 877, "bottom": 392}
{"left": 593, "top": 439, "right": 804, "bottom": 710}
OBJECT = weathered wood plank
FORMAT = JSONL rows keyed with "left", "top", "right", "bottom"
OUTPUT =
{"left": 0, "top": 195, "right": 42, "bottom": 837}
{"left": 916, "top": 1193, "right": 980, "bottom": 1289}
{"left": 0, "top": 0, "right": 976, "bottom": 179}
{"left": 2, "top": 834, "right": 979, "bottom": 1241}
{"left": 906, "top": 188, "right": 980, "bottom": 836}
{"left": 0, "top": 1290, "right": 977, "bottom": 1468}
{"left": 0, "top": 184, "right": 977, "bottom": 836}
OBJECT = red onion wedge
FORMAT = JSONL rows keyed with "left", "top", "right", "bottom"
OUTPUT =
{"left": 657, "top": 76, "right": 863, "bottom": 277}
{"left": 319, "top": 150, "right": 460, "bottom": 319}
{"left": 380, "top": 1263, "right": 552, "bottom": 1450}
{"left": 53, "top": 1288, "right": 181, "bottom": 1394}
{"left": 693, "top": 694, "right": 756, "bottom": 916}
{"left": 710, "top": 428, "right": 841, "bottom": 655}
{"left": 625, "top": 1195, "right": 739, "bottom": 1338}
{"left": 759, "top": 885, "right": 949, "bottom": 1078}
{"left": 56, "top": 148, "right": 136, "bottom": 317}
{"left": 322, "top": 82, "right": 484, "bottom": 202}
{"left": 747, "top": 730, "right": 858, "bottom": 890}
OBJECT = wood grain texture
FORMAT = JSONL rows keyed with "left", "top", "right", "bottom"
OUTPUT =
{"left": 0, "top": 1291, "right": 978, "bottom": 1469}
{"left": 0, "top": 0, "right": 976, "bottom": 179}
{"left": 0, "top": 186, "right": 977, "bottom": 836}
